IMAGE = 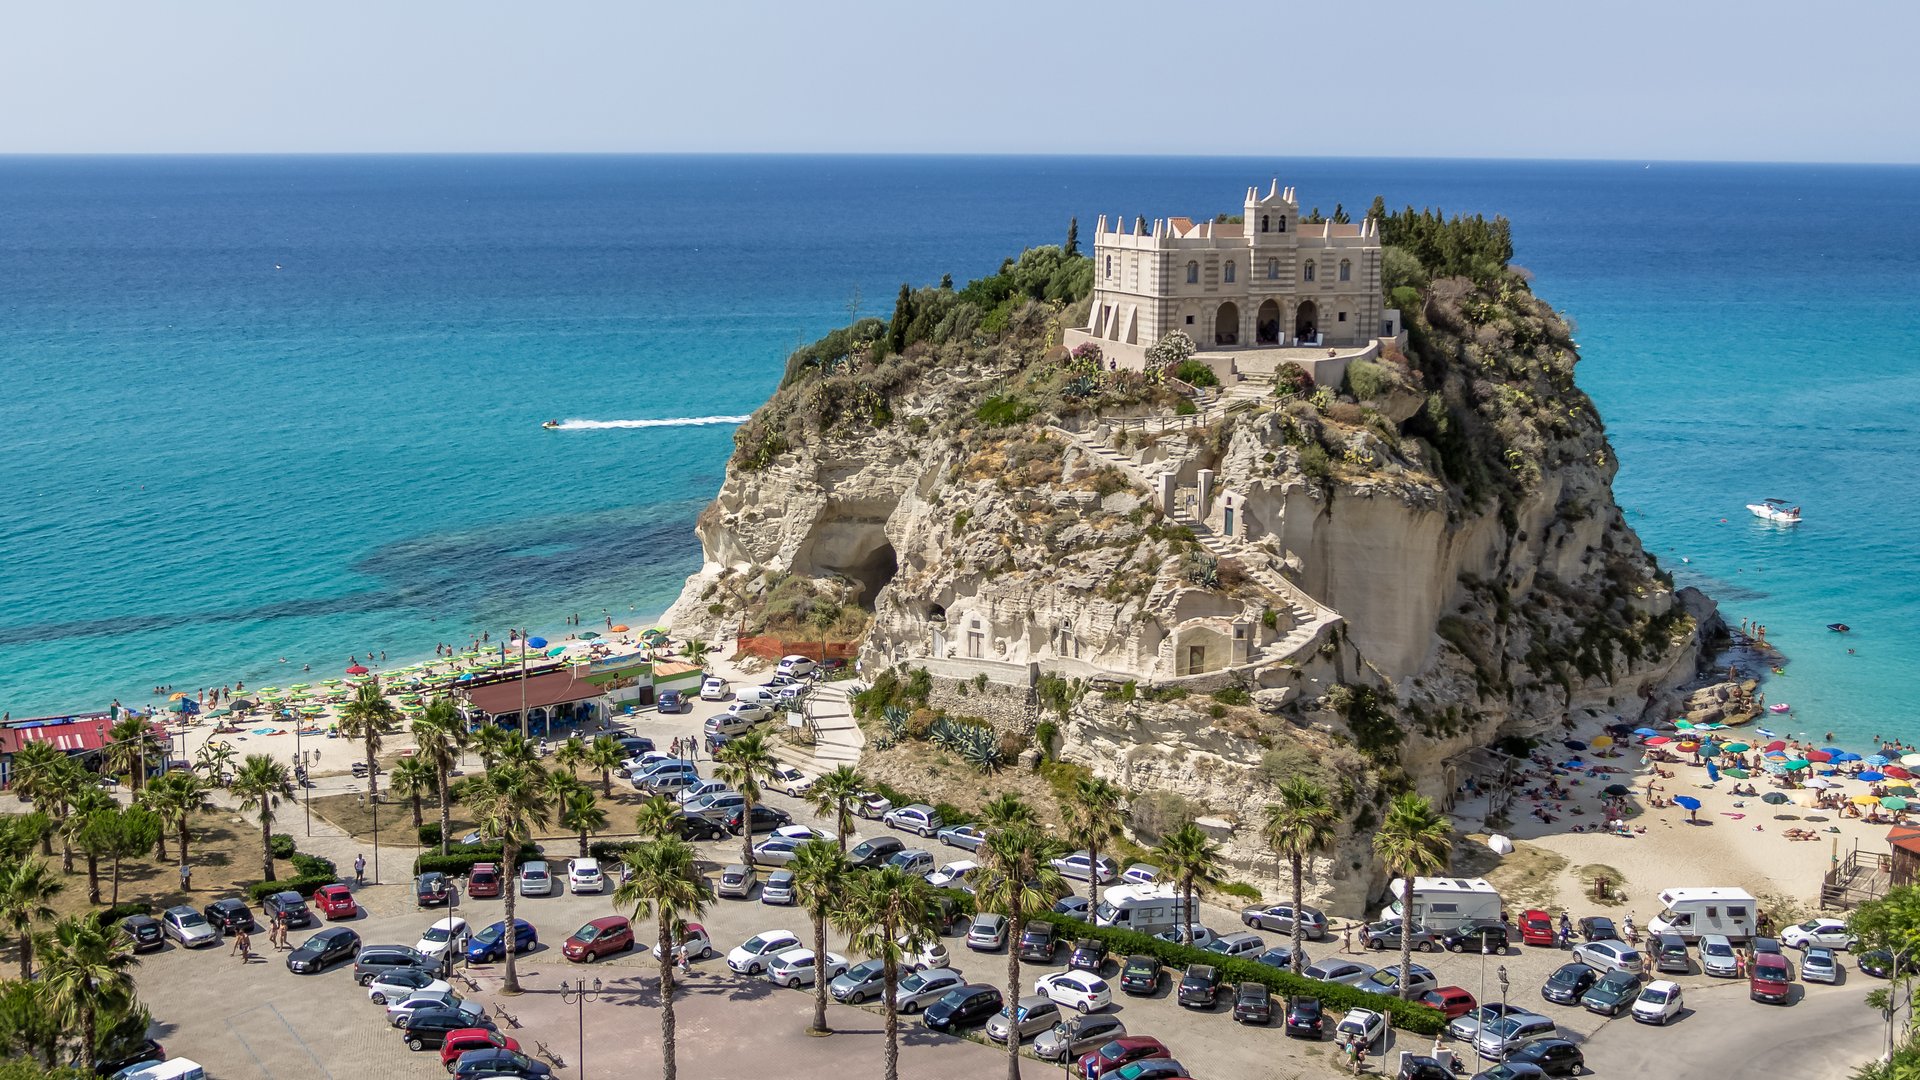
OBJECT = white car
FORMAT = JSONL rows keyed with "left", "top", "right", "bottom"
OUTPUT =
{"left": 1802, "top": 947, "right": 1842, "bottom": 984}
{"left": 1335, "top": 1007, "right": 1387, "bottom": 1051}
{"left": 856, "top": 792, "right": 893, "bottom": 819}
{"left": 726, "top": 700, "right": 773, "bottom": 724}
{"left": 1153, "top": 924, "right": 1216, "bottom": 949}
{"left": 765, "top": 947, "right": 848, "bottom": 989}
{"left": 1120, "top": 863, "right": 1162, "bottom": 886}
{"left": 517, "top": 860, "right": 554, "bottom": 897}
{"left": 1033, "top": 970, "right": 1113, "bottom": 1013}
{"left": 1050, "top": 851, "right": 1119, "bottom": 883}
{"left": 771, "top": 765, "right": 813, "bottom": 796}
{"left": 900, "top": 934, "right": 950, "bottom": 970}
{"left": 678, "top": 779, "right": 731, "bottom": 806}
{"left": 385, "top": 990, "right": 459, "bottom": 1024}
{"left": 650, "top": 923, "right": 714, "bottom": 962}
{"left": 568, "top": 858, "right": 605, "bottom": 894}
{"left": 1781, "top": 917, "right": 1856, "bottom": 951}
{"left": 927, "top": 861, "right": 977, "bottom": 890}
{"left": 700, "top": 677, "right": 732, "bottom": 701}
{"left": 414, "top": 916, "right": 469, "bottom": 961}
{"left": 1631, "top": 979, "right": 1684, "bottom": 1025}
{"left": 727, "top": 930, "right": 801, "bottom": 975}
{"left": 751, "top": 836, "right": 804, "bottom": 867}
{"left": 883, "top": 804, "right": 943, "bottom": 838}
{"left": 1573, "top": 938, "right": 1644, "bottom": 975}
{"left": 365, "top": 972, "right": 451, "bottom": 1005}
{"left": 776, "top": 655, "right": 817, "bottom": 678}
{"left": 771, "top": 824, "right": 835, "bottom": 845}
{"left": 897, "top": 967, "right": 967, "bottom": 1013}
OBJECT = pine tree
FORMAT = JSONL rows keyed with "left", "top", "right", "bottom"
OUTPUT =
{"left": 1064, "top": 217, "right": 1079, "bottom": 257}
{"left": 1332, "top": 203, "right": 1350, "bottom": 224}
{"left": 886, "top": 282, "right": 912, "bottom": 353}
{"left": 1367, "top": 195, "right": 1387, "bottom": 225}
{"left": 939, "top": 272, "right": 953, "bottom": 289}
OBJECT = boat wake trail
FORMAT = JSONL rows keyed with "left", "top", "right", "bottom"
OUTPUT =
{"left": 553, "top": 416, "right": 750, "bottom": 430}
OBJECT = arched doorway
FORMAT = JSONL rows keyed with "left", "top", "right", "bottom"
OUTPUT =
{"left": 1214, "top": 302, "right": 1239, "bottom": 346}
{"left": 1255, "top": 299, "right": 1280, "bottom": 344}
{"left": 1294, "top": 300, "right": 1318, "bottom": 343}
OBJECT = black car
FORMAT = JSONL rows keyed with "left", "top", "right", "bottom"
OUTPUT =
{"left": 1119, "top": 954, "right": 1161, "bottom": 995}
{"left": 262, "top": 890, "right": 313, "bottom": 930}
{"left": 450, "top": 1047, "right": 553, "bottom": 1078}
{"left": 1577, "top": 916, "right": 1618, "bottom": 942}
{"left": 1255, "top": 945, "right": 1302, "bottom": 971}
{"left": 924, "top": 984, "right": 1002, "bottom": 1032}
{"left": 401, "top": 1007, "right": 499, "bottom": 1051}
{"left": 1176, "top": 963, "right": 1222, "bottom": 1007}
{"left": 724, "top": 805, "right": 793, "bottom": 835}
{"left": 1860, "top": 949, "right": 1916, "bottom": 979}
{"left": 1396, "top": 1056, "right": 1453, "bottom": 1080}
{"left": 1069, "top": 937, "right": 1110, "bottom": 973}
{"left": 1506, "top": 1038, "right": 1585, "bottom": 1077}
{"left": 847, "top": 835, "right": 906, "bottom": 869}
{"left": 1650, "top": 933, "right": 1691, "bottom": 975}
{"left": 202, "top": 897, "right": 255, "bottom": 934}
{"left": 1445, "top": 923, "right": 1511, "bottom": 954}
{"left": 287, "top": 926, "right": 360, "bottom": 973}
{"left": 96, "top": 1039, "right": 167, "bottom": 1077}
{"left": 1231, "top": 981, "right": 1273, "bottom": 1024}
{"left": 354, "top": 944, "right": 435, "bottom": 985}
{"left": 677, "top": 814, "right": 730, "bottom": 842}
{"left": 416, "top": 872, "right": 454, "bottom": 908}
{"left": 1018, "top": 922, "right": 1058, "bottom": 962}
{"left": 1540, "top": 962, "right": 1599, "bottom": 1005}
{"left": 1580, "top": 968, "right": 1641, "bottom": 1016}
{"left": 120, "top": 915, "right": 165, "bottom": 953}
{"left": 1284, "top": 995, "right": 1324, "bottom": 1039}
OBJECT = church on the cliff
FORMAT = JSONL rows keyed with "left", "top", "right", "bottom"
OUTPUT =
{"left": 1069, "top": 180, "right": 1388, "bottom": 366}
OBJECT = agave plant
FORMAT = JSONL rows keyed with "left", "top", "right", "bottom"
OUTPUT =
{"left": 882, "top": 706, "right": 909, "bottom": 740}
{"left": 957, "top": 727, "right": 1003, "bottom": 773}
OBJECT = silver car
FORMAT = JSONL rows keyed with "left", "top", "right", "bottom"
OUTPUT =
{"left": 1304, "top": 958, "right": 1376, "bottom": 987}
{"left": 1700, "top": 934, "right": 1740, "bottom": 977}
{"left": 985, "top": 994, "right": 1061, "bottom": 1044}
{"left": 967, "top": 913, "right": 1008, "bottom": 951}
{"left": 162, "top": 905, "right": 220, "bottom": 948}
{"left": 1034, "top": 1012, "right": 1126, "bottom": 1062}
{"left": 761, "top": 870, "right": 796, "bottom": 906}
{"left": 829, "top": 958, "right": 888, "bottom": 1005}
{"left": 751, "top": 836, "right": 804, "bottom": 867}
{"left": 1802, "top": 947, "right": 1842, "bottom": 984}
{"left": 896, "top": 966, "right": 966, "bottom": 1013}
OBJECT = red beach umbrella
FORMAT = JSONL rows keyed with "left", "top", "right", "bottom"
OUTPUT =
{"left": 1764, "top": 740, "right": 1788, "bottom": 752}
{"left": 1805, "top": 750, "right": 1834, "bottom": 763}
{"left": 1645, "top": 737, "right": 1672, "bottom": 746}
{"left": 346, "top": 664, "right": 369, "bottom": 675}
{"left": 1885, "top": 766, "right": 1914, "bottom": 780}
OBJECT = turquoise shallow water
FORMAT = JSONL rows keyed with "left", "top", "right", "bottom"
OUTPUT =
{"left": 0, "top": 156, "right": 1915, "bottom": 745}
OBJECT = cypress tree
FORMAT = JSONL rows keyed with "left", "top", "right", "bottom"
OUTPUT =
{"left": 1065, "top": 217, "right": 1079, "bottom": 257}
{"left": 1332, "top": 203, "right": 1350, "bottom": 224}
{"left": 886, "top": 283, "right": 912, "bottom": 353}
{"left": 940, "top": 272, "right": 953, "bottom": 290}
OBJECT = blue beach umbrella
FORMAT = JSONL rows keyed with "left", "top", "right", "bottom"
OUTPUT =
{"left": 1674, "top": 795, "right": 1702, "bottom": 810}
{"left": 1820, "top": 747, "right": 1849, "bottom": 757}
{"left": 1633, "top": 727, "right": 1658, "bottom": 738}
{"left": 1859, "top": 771, "right": 1886, "bottom": 782}
{"left": 1700, "top": 741, "right": 1720, "bottom": 757}
{"left": 526, "top": 636, "right": 547, "bottom": 650}
{"left": 1869, "top": 755, "right": 1892, "bottom": 767}
{"left": 1833, "top": 752, "right": 1863, "bottom": 763}
{"left": 546, "top": 645, "right": 568, "bottom": 657}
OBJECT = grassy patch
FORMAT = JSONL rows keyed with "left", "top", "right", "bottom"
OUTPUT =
{"left": 1575, "top": 863, "right": 1629, "bottom": 907}
{"left": 1459, "top": 834, "right": 1568, "bottom": 913}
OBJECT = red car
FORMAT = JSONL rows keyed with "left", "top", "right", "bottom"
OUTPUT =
{"left": 1419, "top": 985, "right": 1477, "bottom": 1019}
{"left": 438, "top": 1028, "right": 521, "bottom": 1069}
{"left": 1080, "top": 1036, "right": 1170, "bottom": 1079}
{"left": 468, "top": 863, "right": 502, "bottom": 899}
{"left": 1520, "top": 909, "right": 1556, "bottom": 947}
{"left": 563, "top": 916, "right": 634, "bottom": 963}
{"left": 1750, "top": 954, "right": 1793, "bottom": 1004}
{"left": 313, "top": 884, "right": 357, "bottom": 921}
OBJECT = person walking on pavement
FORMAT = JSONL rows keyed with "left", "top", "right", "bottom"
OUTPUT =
{"left": 354, "top": 853, "right": 366, "bottom": 885}
{"left": 1342, "top": 924, "right": 1354, "bottom": 954}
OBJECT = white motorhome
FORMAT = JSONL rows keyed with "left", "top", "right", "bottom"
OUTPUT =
{"left": 1646, "top": 887, "right": 1758, "bottom": 942}
{"left": 1378, "top": 877, "right": 1503, "bottom": 932}
{"left": 1093, "top": 883, "right": 1190, "bottom": 935}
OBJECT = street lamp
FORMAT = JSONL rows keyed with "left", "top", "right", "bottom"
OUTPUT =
{"left": 560, "top": 977, "right": 602, "bottom": 1073}
{"left": 1497, "top": 964, "right": 1509, "bottom": 1019}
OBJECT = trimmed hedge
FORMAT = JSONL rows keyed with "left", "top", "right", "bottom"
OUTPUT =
{"left": 418, "top": 823, "right": 444, "bottom": 848}
{"left": 269, "top": 833, "right": 296, "bottom": 860}
{"left": 412, "top": 843, "right": 543, "bottom": 877}
{"left": 1024, "top": 912, "right": 1445, "bottom": 1035}
{"left": 246, "top": 874, "right": 337, "bottom": 902}
{"left": 290, "top": 853, "right": 337, "bottom": 879}
{"left": 91, "top": 902, "right": 152, "bottom": 928}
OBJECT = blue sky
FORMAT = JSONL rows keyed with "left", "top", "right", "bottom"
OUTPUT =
{"left": 3, "top": 0, "right": 1914, "bottom": 162}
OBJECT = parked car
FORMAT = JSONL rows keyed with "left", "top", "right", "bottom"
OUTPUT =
{"left": 1750, "top": 953, "right": 1794, "bottom": 1004}
{"left": 1631, "top": 979, "right": 1684, "bottom": 1024}
{"left": 467, "top": 864, "right": 502, "bottom": 899}
{"left": 1035, "top": 1011, "right": 1126, "bottom": 1062}
{"left": 1334, "top": 1007, "right": 1387, "bottom": 1052}
{"left": 676, "top": 814, "right": 730, "bottom": 842}
{"left": 1420, "top": 985, "right": 1477, "bottom": 1020}
{"left": 937, "top": 823, "right": 989, "bottom": 851}
{"left": 1445, "top": 923, "right": 1511, "bottom": 954}
{"left": 1540, "top": 962, "right": 1599, "bottom": 1005}
{"left": 829, "top": 959, "right": 888, "bottom": 1005}
{"left": 1469, "top": 1061, "right": 1547, "bottom": 1080}
{"left": 1255, "top": 944, "right": 1306, "bottom": 971}
{"left": 776, "top": 654, "right": 817, "bottom": 678}
{"left": 201, "top": 898, "right": 254, "bottom": 935}
{"left": 516, "top": 861, "right": 553, "bottom": 897}
{"left": 855, "top": 791, "right": 893, "bottom": 819}
{"left": 1241, "top": 903, "right": 1328, "bottom": 938}
{"left": 1473, "top": 1014, "right": 1559, "bottom": 1061}
{"left": 314, "top": 884, "right": 357, "bottom": 920}
{"left": 1177, "top": 963, "right": 1223, "bottom": 1007}
{"left": 385, "top": 991, "right": 464, "bottom": 1026}
{"left": 1751, "top": 936, "right": 1786, "bottom": 959}
{"left": 986, "top": 994, "right": 1061, "bottom": 1044}
{"left": 685, "top": 790, "right": 747, "bottom": 821}
{"left": 1051, "top": 850, "right": 1119, "bottom": 883}
{"left": 161, "top": 906, "right": 219, "bottom": 948}
{"left": 1363, "top": 920, "right": 1441, "bottom": 953}
{"left": 1650, "top": 932, "right": 1691, "bottom": 974}
{"left": 1701, "top": 934, "right": 1741, "bottom": 977}
{"left": 770, "top": 765, "right": 813, "bottom": 796}
{"left": 848, "top": 835, "right": 905, "bottom": 869}
{"left": 1397, "top": 1058, "right": 1455, "bottom": 1080}
{"left": 726, "top": 930, "right": 800, "bottom": 975}
{"left": 1153, "top": 924, "right": 1216, "bottom": 949}
{"left": 924, "top": 984, "right": 1002, "bottom": 1032}
{"left": 1053, "top": 896, "right": 1091, "bottom": 920}
{"left": 1519, "top": 909, "right": 1556, "bottom": 947}
{"left": 1505, "top": 1039, "right": 1584, "bottom": 1077}
{"left": 1118, "top": 954, "right": 1162, "bottom": 995}
{"left": 438, "top": 1029, "right": 521, "bottom": 1071}
{"left": 1284, "top": 995, "right": 1325, "bottom": 1039}
{"left": 562, "top": 916, "right": 632, "bottom": 963}
{"left": 1120, "top": 863, "right": 1162, "bottom": 886}
{"left": 761, "top": 869, "right": 797, "bottom": 906}
{"left": 1078, "top": 1036, "right": 1170, "bottom": 1079}
{"left": 649, "top": 922, "right": 714, "bottom": 963}
{"left": 261, "top": 891, "right": 312, "bottom": 930}
{"left": 354, "top": 945, "right": 435, "bottom": 985}
{"left": 717, "top": 863, "right": 755, "bottom": 899}
{"left": 1304, "top": 958, "right": 1377, "bottom": 987}
{"left": 677, "top": 779, "right": 729, "bottom": 807}
{"left": 1034, "top": 970, "right": 1112, "bottom": 1013}
{"left": 1781, "top": 917, "right": 1856, "bottom": 951}
{"left": 885, "top": 849, "right": 936, "bottom": 879}
{"left": 700, "top": 677, "right": 731, "bottom": 701}
{"left": 883, "top": 804, "right": 944, "bottom": 837}
{"left": 1069, "top": 937, "right": 1111, "bottom": 974}
{"left": 723, "top": 805, "right": 793, "bottom": 835}
{"left": 121, "top": 915, "right": 165, "bottom": 953}
{"left": 415, "top": 871, "right": 454, "bottom": 908}
{"left": 903, "top": 934, "right": 949, "bottom": 971}
{"left": 287, "top": 927, "right": 361, "bottom": 973}
{"left": 656, "top": 689, "right": 689, "bottom": 714}
{"left": 365, "top": 969, "right": 450, "bottom": 1005}
{"left": 967, "top": 912, "right": 1009, "bottom": 951}
{"left": 1205, "top": 931, "right": 1268, "bottom": 961}
{"left": 1110, "top": 1059, "right": 1185, "bottom": 1080}
{"left": 1017, "top": 921, "right": 1059, "bottom": 962}
{"left": 1232, "top": 981, "right": 1274, "bottom": 1024}
{"left": 398, "top": 1007, "right": 498, "bottom": 1051}
{"left": 566, "top": 858, "right": 604, "bottom": 894}
{"left": 895, "top": 967, "right": 967, "bottom": 1013}
{"left": 1365, "top": 964, "right": 1438, "bottom": 998}
{"left": 1578, "top": 916, "right": 1619, "bottom": 942}
{"left": 465, "top": 919, "right": 537, "bottom": 963}
{"left": 1803, "top": 947, "right": 1843, "bottom": 984}
{"left": 1449, "top": 1002, "right": 1533, "bottom": 1042}
{"left": 765, "top": 947, "right": 849, "bottom": 989}
{"left": 448, "top": 1047, "right": 552, "bottom": 1079}
{"left": 1573, "top": 938, "right": 1644, "bottom": 975}
{"left": 416, "top": 916, "right": 470, "bottom": 961}
{"left": 926, "top": 860, "right": 977, "bottom": 891}
{"left": 1580, "top": 969, "right": 1642, "bottom": 1016}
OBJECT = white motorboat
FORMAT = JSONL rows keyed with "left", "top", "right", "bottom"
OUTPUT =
{"left": 1747, "top": 498, "right": 1800, "bottom": 523}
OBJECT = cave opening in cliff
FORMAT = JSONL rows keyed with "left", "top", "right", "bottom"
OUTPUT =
{"left": 845, "top": 540, "right": 899, "bottom": 609}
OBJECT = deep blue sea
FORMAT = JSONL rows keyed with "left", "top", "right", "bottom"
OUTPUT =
{"left": 1, "top": 156, "right": 1915, "bottom": 745}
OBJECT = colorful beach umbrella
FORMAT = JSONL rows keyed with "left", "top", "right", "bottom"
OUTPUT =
{"left": 1591, "top": 735, "right": 1615, "bottom": 749}
{"left": 1805, "top": 777, "right": 1835, "bottom": 789}
{"left": 1869, "top": 755, "right": 1892, "bottom": 767}
{"left": 1859, "top": 771, "right": 1887, "bottom": 782}
{"left": 1784, "top": 759, "right": 1811, "bottom": 771}
{"left": 1646, "top": 737, "right": 1672, "bottom": 746}
{"left": 546, "top": 646, "right": 568, "bottom": 657}
{"left": 346, "top": 664, "right": 368, "bottom": 675}
{"left": 1764, "top": 740, "right": 1788, "bottom": 752}
{"left": 1723, "top": 742, "right": 1751, "bottom": 753}
{"left": 1833, "top": 752, "right": 1863, "bottom": 763}
{"left": 1853, "top": 794, "right": 1882, "bottom": 806}
{"left": 1762, "top": 792, "right": 1790, "bottom": 805}
{"left": 1882, "top": 797, "right": 1910, "bottom": 811}
{"left": 1806, "top": 750, "right": 1834, "bottom": 763}
{"left": 1892, "top": 785, "right": 1919, "bottom": 797}
{"left": 1887, "top": 767, "right": 1915, "bottom": 780}
{"left": 1903, "top": 754, "right": 1920, "bottom": 767}
{"left": 1723, "top": 768, "right": 1750, "bottom": 779}
{"left": 1674, "top": 795, "right": 1702, "bottom": 810}
{"left": 1603, "top": 784, "right": 1631, "bottom": 797}
{"left": 1634, "top": 727, "right": 1658, "bottom": 737}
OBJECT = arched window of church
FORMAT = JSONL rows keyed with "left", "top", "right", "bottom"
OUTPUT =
{"left": 1303, "top": 260, "right": 1316, "bottom": 282}
{"left": 1276, "top": 217, "right": 1287, "bottom": 232}
{"left": 1223, "top": 261, "right": 1236, "bottom": 284}
{"left": 1267, "top": 258, "right": 1279, "bottom": 280}
{"left": 1186, "top": 261, "right": 1199, "bottom": 284}
{"left": 1339, "top": 259, "right": 1352, "bottom": 282}
{"left": 1261, "top": 215, "right": 1270, "bottom": 233}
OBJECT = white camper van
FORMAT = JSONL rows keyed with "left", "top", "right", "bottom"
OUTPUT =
{"left": 1378, "top": 877, "right": 1504, "bottom": 932}
{"left": 1093, "top": 883, "right": 1190, "bottom": 935}
{"left": 1646, "top": 887, "right": 1758, "bottom": 943}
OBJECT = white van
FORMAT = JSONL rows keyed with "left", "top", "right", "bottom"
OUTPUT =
{"left": 734, "top": 686, "right": 779, "bottom": 708}
{"left": 1646, "top": 887, "right": 1758, "bottom": 943}
{"left": 121, "top": 1061, "right": 206, "bottom": 1080}
{"left": 1092, "top": 883, "right": 1190, "bottom": 936}
{"left": 1378, "top": 877, "right": 1503, "bottom": 933}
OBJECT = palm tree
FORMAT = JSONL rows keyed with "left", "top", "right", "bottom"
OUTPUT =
{"left": 613, "top": 839, "right": 711, "bottom": 1080}
{"left": 230, "top": 754, "right": 295, "bottom": 883}
{"left": 586, "top": 735, "right": 626, "bottom": 798}
{"left": 1155, "top": 823, "right": 1223, "bottom": 947}
{"left": 140, "top": 770, "right": 213, "bottom": 877}
{"left": 787, "top": 840, "right": 851, "bottom": 1034}
{"left": 683, "top": 638, "right": 713, "bottom": 665}
{"left": 62, "top": 787, "right": 115, "bottom": 905}
{"left": 102, "top": 716, "right": 158, "bottom": 794}
{"left": 469, "top": 723, "right": 512, "bottom": 770}
{"left": 1063, "top": 776, "right": 1124, "bottom": 910}
{"left": 1263, "top": 777, "right": 1339, "bottom": 975}
{"left": 634, "top": 795, "right": 681, "bottom": 842}
{"left": 337, "top": 679, "right": 397, "bottom": 802}
{"left": 976, "top": 824, "right": 1066, "bottom": 1080}
{"left": 711, "top": 731, "right": 780, "bottom": 867}
{"left": 493, "top": 732, "right": 542, "bottom": 769}
{"left": 413, "top": 698, "right": 468, "bottom": 855}
{"left": 0, "top": 858, "right": 63, "bottom": 979}
{"left": 981, "top": 793, "right": 1039, "bottom": 830}
{"left": 0, "top": 978, "right": 61, "bottom": 1067}
{"left": 192, "top": 740, "right": 236, "bottom": 785}
{"left": 8, "top": 743, "right": 78, "bottom": 862}
{"left": 462, "top": 761, "right": 552, "bottom": 994}
{"left": 806, "top": 765, "right": 866, "bottom": 853}
{"left": 842, "top": 865, "right": 943, "bottom": 1080}
{"left": 38, "top": 915, "right": 138, "bottom": 1074}
{"left": 554, "top": 736, "right": 589, "bottom": 778}
{"left": 389, "top": 756, "right": 438, "bottom": 830}
{"left": 1372, "top": 792, "right": 1453, "bottom": 1000}
{"left": 559, "top": 787, "right": 609, "bottom": 858}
